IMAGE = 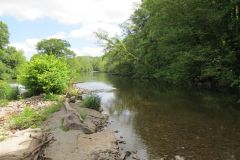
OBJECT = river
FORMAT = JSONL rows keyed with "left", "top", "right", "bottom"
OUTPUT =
{"left": 75, "top": 72, "right": 240, "bottom": 160}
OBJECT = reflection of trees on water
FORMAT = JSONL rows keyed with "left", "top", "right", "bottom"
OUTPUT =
{"left": 105, "top": 76, "right": 240, "bottom": 160}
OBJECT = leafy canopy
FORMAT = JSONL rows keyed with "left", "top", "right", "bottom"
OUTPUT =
{"left": 36, "top": 38, "right": 76, "bottom": 58}
{"left": 0, "top": 21, "right": 9, "bottom": 49}
{"left": 0, "top": 21, "right": 26, "bottom": 80}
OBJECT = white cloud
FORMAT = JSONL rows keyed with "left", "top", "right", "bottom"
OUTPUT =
{"left": 73, "top": 47, "right": 103, "bottom": 57}
{"left": 11, "top": 38, "right": 40, "bottom": 60}
{"left": 0, "top": 0, "right": 140, "bottom": 24}
{"left": 0, "top": 0, "right": 141, "bottom": 57}
{"left": 69, "top": 22, "right": 121, "bottom": 39}
{"left": 47, "top": 32, "right": 66, "bottom": 39}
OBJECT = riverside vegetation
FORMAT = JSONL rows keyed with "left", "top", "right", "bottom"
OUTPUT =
{"left": 0, "top": 0, "right": 240, "bottom": 159}
{"left": 96, "top": 0, "right": 240, "bottom": 88}
{"left": 0, "top": 20, "right": 104, "bottom": 140}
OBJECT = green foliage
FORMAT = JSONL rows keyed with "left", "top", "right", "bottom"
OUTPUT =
{"left": 8, "top": 101, "right": 63, "bottom": 129}
{"left": 0, "top": 80, "right": 17, "bottom": 101}
{"left": 36, "top": 38, "right": 75, "bottom": 58}
{"left": 0, "top": 99, "right": 9, "bottom": 107}
{"left": 0, "top": 21, "right": 9, "bottom": 49}
{"left": 0, "top": 21, "right": 26, "bottom": 80}
{"left": 66, "top": 87, "right": 80, "bottom": 97}
{"left": 44, "top": 93, "right": 62, "bottom": 101}
{"left": 79, "top": 111, "right": 87, "bottom": 120}
{"left": 67, "top": 56, "right": 93, "bottom": 80}
{"left": 60, "top": 118, "right": 68, "bottom": 132}
{"left": 19, "top": 54, "right": 69, "bottom": 94}
{"left": 8, "top": 107, "right": 42, "bottom": 129}
{"left": 83, "top": 94, "right": 101, "bottom": 111}
{"left": 40, "top": 102, "right": 63, "bottom": 121}
{"left": 97, "top": 0, "right": 240, "bottom": 88}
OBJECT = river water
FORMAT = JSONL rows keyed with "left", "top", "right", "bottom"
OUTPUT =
{"left": 75, "top": 72, "right": 240, "bottom": 160}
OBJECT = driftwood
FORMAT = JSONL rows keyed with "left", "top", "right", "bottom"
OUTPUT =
{"left": 24, "top": 132, "right": 55, "bottom": 160}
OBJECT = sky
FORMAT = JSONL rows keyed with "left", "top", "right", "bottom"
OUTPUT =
{"left": 0, "top": 0, "right": 140, "bottom": 59}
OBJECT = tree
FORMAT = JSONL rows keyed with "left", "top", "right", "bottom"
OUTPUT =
{"left": 0, "top": 21, "right": 26, "bottom": 80}
{"left": 0, "top": 21, "right": 9, "bottom": 49}
{"left": 36, "top": 38, "right": 75, "bottom": 58}
{"left": 98, "top": 0, "right": 240, "bottom": 87}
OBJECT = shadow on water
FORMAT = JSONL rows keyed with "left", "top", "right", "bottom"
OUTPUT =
{"left": 76, "top": 72, "right": 240, "bottom": 160}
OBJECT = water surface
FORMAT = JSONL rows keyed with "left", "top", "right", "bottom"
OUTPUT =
{"left": 76, "top": 73, "right": 240, "bottom": 160}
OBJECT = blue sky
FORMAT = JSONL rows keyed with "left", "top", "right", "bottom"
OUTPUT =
{"left": 0, "top": 0, "right": 140, "bottom": 59}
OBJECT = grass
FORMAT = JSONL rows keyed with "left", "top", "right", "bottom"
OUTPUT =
{"left": 79, "top": 110, "right": 87, "bottom": 120}
{"left": 7, "top": 107, "right": 42, "bottom": 129}
{"left": 44, "top": 93, "right": 62, "bottom": 101}
{"left": 83, "top": 94, "right": 101, "bottom": 111}
{"left": 7, "top": 100, "right": 63, "bottom": 130}
{"left": 66, "top": 87, "right": 80, "bottom": 97}
{"left": 0, "top": 99, "right": 9, "bottom": 107}
{"left": 59, "top": 118, "right": 68, "bottom": 132}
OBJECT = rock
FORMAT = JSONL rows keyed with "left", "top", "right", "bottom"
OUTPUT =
{"left": 99, "top": 107, "right": 103, "bottom": 112}
{"left": 132, "top": 154, "right": 140, "bottom": 160}
{"left": 63, "top": 112, "right": 94, "bottom": 134}
{"left": 69, "top": 96, "right": 76, "bottom": 103}
{"left": 117, "top": 140, "right": 126, "bottom": 144}
{"left": 237, "top": 99, "right": 240, "bottom": 104}
{"left": 175, "top": 155, "right": 185, "bottom": 160}
{"left": 114, "top": 130, "right": 119, "bottom": 133}
{"left": 77, "top": 95, "right": 83, "bottom": 100}
{"left": 121, "top": 151, "right": 131, "bottom": 160}
{"left": 0, "top": 128, "right": 42, "bottom": 160}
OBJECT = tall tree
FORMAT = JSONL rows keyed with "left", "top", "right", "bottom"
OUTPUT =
{"left": 0, "top": 21, "right": 9, "bottom": 49}
{"left": 0, "top": 21, "right": 26, "bottom": 80}
{"left": 36, "top": 38, "right": 75, "bottom": 58}
{"left": 98, "top": 0, "right": 240, "bottom": 87}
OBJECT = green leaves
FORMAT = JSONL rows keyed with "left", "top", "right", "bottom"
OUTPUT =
{"left": 36, "top": 38, "right": 76, "bottom": 58}
{"left": 0, "top": 21, "right": 26, "bottom": 80}
{"left": 97, "top": 0, "right": 240, "bottom": 87}
{"left": 83, "top": 94, "right": 101, "bottom": 111}
{"left": 0, "top": 21, "right": 9, "bottom": 49}
{"left": 19, "top": 54, "right": 69, "bottom": 94}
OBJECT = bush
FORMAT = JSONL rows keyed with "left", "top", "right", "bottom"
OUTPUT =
{"left": 0, "top": 80, "right": 17, "bottom": 100}
{"left": 19, "top": 54, "right": 69, "bottom": 95}
{"left": 83, "top": 94, "right": 101, "bottom": 111}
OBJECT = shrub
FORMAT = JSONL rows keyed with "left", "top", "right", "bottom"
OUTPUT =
{"left": 19, "top": 54, "right": 69, "bottom": 95}
{"left": 0, "top": 80, "right": 17, "bottom": 100}
{"left": 83, "top": 94, "right": 101, "bottom": 111}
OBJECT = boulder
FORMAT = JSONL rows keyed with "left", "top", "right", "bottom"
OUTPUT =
{"left": 69, "top": 96, "right": 76, "bottom": 103}
{"left": 0, "top": 128, "right": 42, "bottom": 160}
{"left": 63, "top": 112, "right": 94, "bottom": 134}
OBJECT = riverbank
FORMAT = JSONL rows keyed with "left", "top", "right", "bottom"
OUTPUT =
{"left": 0, "top": 89, "right": 129, "bottom": 160}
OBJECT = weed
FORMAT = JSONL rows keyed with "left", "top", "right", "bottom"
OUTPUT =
{"left": 83, "top": 94, "right": 101, "bottom": 111}
{"left": 60, "top": 118, "right": 68, "bottom": 132}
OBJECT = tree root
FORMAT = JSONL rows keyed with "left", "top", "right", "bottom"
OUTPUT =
{"left": 24, "top": 132, "right": 55, "bottom": 160}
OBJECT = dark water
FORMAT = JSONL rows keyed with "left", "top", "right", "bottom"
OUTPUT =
{"left": 76, "top": 72, "right": 240, "bottom": 160}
